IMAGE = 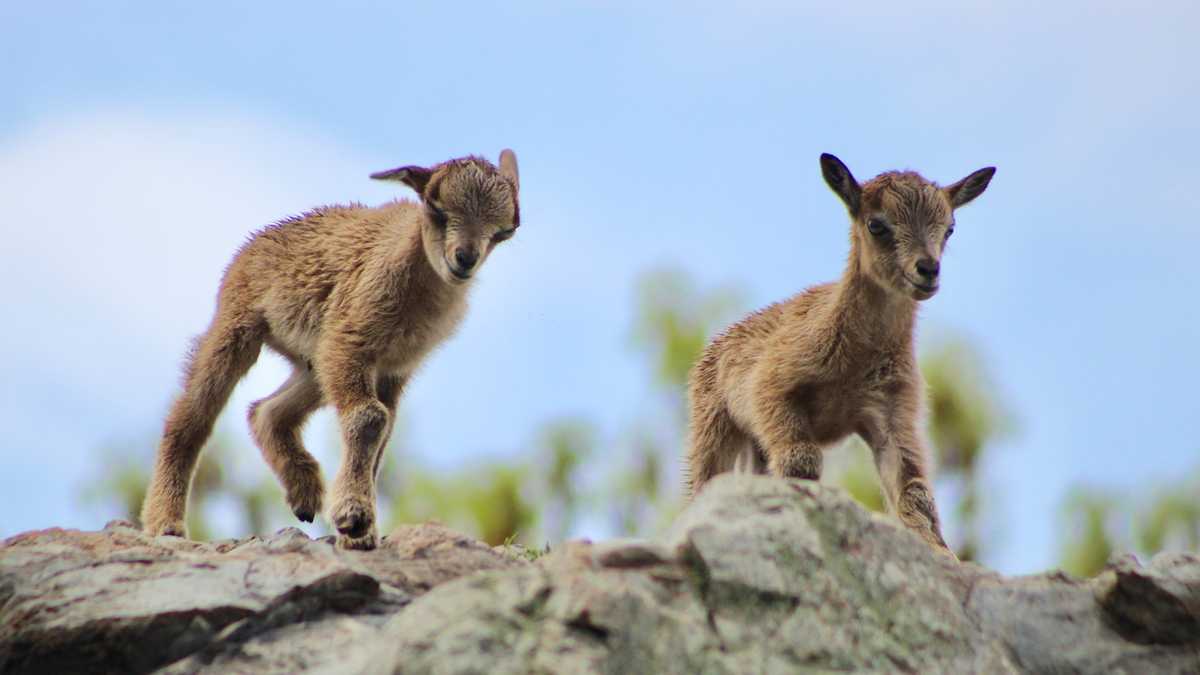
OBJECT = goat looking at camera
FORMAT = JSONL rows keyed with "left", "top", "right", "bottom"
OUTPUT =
{"left": 685, "top": 153, "right": 994, "bottom": 556}
{"left": 141, "top": 150, "right": 521, "bottom": 550}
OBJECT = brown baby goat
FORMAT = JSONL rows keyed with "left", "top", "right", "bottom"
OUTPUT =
{"left": 141, "top": 150, "right": 521, "bottom": 550}
{"left": 685, "top": 153, "right": 994, "bottom": 556}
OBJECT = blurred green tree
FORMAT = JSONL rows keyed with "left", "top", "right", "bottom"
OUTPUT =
{"left": 537, "top": 419, "right": 597, "bottom": 543}
{"left": 379, "top": 419, "right": 537, "bottom": 547}
{"left": 1137, "top": 482, "right": 1200, "bottom": 553}
{"left": 607, "top": 430, "right": 669, "bottom": 536}
{"left": 1059, "top": 468, "right": 1199, "bottom": 577}
{"left": 81, "top": 430, "right": 288, "bottom": 541}
{"left": 383, "top": 460, "right": 536, "bottom": 546}
{"left": 632, "top": 268, "right": 743, "bottom": 407}
{"left": 922, "top": 339, "right": 1011, "bottom": 562}
{"left": 1060, "top": 488, "right": 1118, "bottom": 578}
{"left": 828, "top": 438, "right": 888, "bottom": 514}
{"left": 615, "top": 269, "right": 744, "bottom": 536}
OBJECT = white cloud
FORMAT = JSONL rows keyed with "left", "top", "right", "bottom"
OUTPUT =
{"left": 0, "top": 107, "right": 650, "bottom": 536}
{"left": 0, "top": 109, "right": 395, "bottom": 533}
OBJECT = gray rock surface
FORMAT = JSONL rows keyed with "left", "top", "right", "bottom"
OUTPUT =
{"left": 0, "top": 521, "right": 519, "bottom": 674}
{"left": 2, "top": 474, "right": 1197, "bottom": 674}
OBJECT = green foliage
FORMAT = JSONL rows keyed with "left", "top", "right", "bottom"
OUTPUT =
{"left": 920, "top": 338, "right": 1012, "bottom": 562}
{"left": 539, "top": 419, "right": 596, "bottom": 543}
{"left": 503, "top": 535, "right": 551, "bottom": 562}
{"left": 1060, "top": 489, "right": 1117, "bottom": 578}
{"left": 371, "top": 268, "right": 745, "bottom": 546}
{"left": 632, "top": 269, "right": 743, "bottom": 398}
{"left": 607, "top": 431, "right": 671, "bottom": 536}
{"left": 828, "top": 438, "right": 887, "bottom": 514}
{"left": 80, "top": 449, "right": 149, "bottom": 526}
{"left": 610, "top": 269, "right": 744, "bottom": 537}
{"left": 923, "top": 340, "right": 1008, "bottom": 473}
{"left": 466, "top": 467, "right": 535, "bottom": 546}
{"left": 1060, "top": 469, "right": 1200, "bottom": 578}
{"left": 383, "top": 458, "right": 536, "bottom": 547}
{"left": 1137, "top": 485, "right": 1200, "bottom": 553}
{"left": 376, "top": 267, "right": 744, "bottom": 544}
{"left": 80, "top": 431, "right": 289, "bottom": 541}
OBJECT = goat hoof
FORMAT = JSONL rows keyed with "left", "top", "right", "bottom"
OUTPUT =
{"left": 331, "top": 497, "right": 374, "bottom": 539}
{"left": 143, "top": 517, "right": 187, "bottom": 539}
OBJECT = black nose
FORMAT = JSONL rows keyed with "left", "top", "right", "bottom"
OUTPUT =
{"left": 915, "top": 258, "right": 940, "bottom": 280}
{"left": 454, "top": 247, "right": 479, "bottom": 271}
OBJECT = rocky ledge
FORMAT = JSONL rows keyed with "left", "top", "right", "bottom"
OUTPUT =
{"left": 2, "top": 475, "right": 1198, "bottom": 674}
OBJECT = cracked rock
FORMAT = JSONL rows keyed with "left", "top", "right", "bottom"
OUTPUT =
{"left": 3, "top": 475, "right": 1198, "bottom": 674}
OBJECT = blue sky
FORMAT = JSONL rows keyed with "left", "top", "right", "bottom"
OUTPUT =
{"left": 1, "top": 2, "right": 1197, "bottom": 573}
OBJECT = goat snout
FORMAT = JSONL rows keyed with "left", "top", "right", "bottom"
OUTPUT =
{"left": 453, "top": 247, "right": 479, "bottom": 273}
{"left": 915, "top": 258, "right": 940, "bottom": 281}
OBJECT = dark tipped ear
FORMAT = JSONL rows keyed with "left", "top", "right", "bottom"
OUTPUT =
{"left": 945, "top": 167, "right": 995, "bottom": 209}
{"left": 370, "top": 165, "right": 434, "bottom": 196}
{"left": 498, "top": 149, "right": 519, "bottom": 193}
{"left": 820, "top": 153, "right": 861, "bottom": 214}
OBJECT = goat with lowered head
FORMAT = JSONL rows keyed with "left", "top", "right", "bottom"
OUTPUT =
{"left": 141, "top": 150, "right": 521, "bottom": 550}
{"left": 685, "top": 153, "right": 994, "bottom": 556}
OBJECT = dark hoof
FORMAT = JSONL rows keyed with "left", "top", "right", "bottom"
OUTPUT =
{"left": 334, "top": 510, "right": 373, "bottom": 539}
{"left": 149, "top": 521, "right": 187, "bottom": 538}
{"left": 337, "top": 518, "right": 371, "bottom": 539}
{"left": 294, "top": 508, "right": 315, "bottom": 523}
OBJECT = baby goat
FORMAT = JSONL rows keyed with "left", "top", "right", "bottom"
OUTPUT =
{"left": 141, "top": 150, "right": 521, "bottom": 550}
{"left": 685, "top": 153, "right": 994, "bottom": 555}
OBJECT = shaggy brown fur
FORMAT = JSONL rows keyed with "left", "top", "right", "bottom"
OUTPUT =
{"left": 141, "top": 150, "right": 521, "bottom": 550}
{"left": 685, "top": 153, "right": 994, "bottom": 556}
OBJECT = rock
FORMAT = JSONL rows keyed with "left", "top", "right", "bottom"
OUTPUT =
{"left": 371, "top": 476, "right": 1012, "bottom": 674}
{"left": 1094, "top": 552, "right": 1200, "bottom": 645}
{"left": 0, "top": 521, "right": 522, "bottom": 674}
{"left": 2, "top": 474, "right": 1198, "bottom": 674}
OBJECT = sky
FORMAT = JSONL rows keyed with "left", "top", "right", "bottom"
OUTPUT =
{"left": 1, "top": 1, "right": 1197, "bottom": 574}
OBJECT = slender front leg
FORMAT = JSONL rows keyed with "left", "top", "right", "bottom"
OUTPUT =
{"left": 316, "top": 335, "right": 388, "bottom": 550}
{"left": 750, "top": 372, "right": 823, "bottom": 481}
{"left": 860, "top": 404, "right": 954, "bottom": 557}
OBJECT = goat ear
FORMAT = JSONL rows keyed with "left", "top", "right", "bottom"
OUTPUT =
{"left": 370, "top": 165, "right": 434, "bottom": 195}
{"left": 498, "top": 149, "right": 519, "bottom": 193}
{"left": 945, "top": 167, "right": 995, "bottom": 209}
{"left": 820, "top": 153, "right": 861, "bottom": 214}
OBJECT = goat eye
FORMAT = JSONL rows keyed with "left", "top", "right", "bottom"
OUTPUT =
{"left": 426, "top": 203, "right": 448, "bottom": 227}
{"left": 492, "top": 229, "right": 515, "bottom": 242}
{"left": 867, "top": 218, "right": 889, "bottom": 237}
{"left": 944, "top": 226, "right": 955, "bottom": 240}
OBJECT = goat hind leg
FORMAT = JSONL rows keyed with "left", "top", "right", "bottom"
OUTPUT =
{"left": 686, "top": 404, "right": 746, "bottom": 498}
{"left": 248, "top": 368, "right": 325, "bottom": 523}
{"left": 370, "top": 373, "right": 407, "bottom": 483}
{"left": 142, "top": 317, "right": 262, "bottom": 537}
